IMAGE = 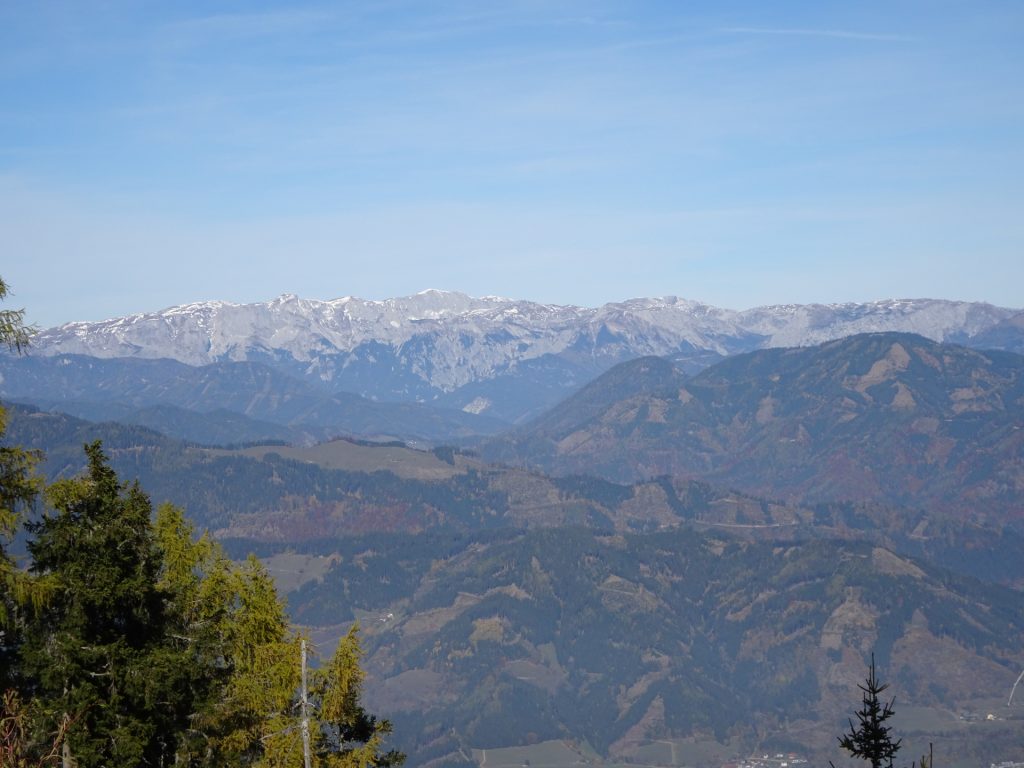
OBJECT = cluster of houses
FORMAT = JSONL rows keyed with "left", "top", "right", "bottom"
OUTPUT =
{"left": 722, "top": 753, "right": 807, "bottom": 768}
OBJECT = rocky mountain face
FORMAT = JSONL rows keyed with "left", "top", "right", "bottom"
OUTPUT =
{"left": 483, "top": 333, "right": 1024, "bottom": 524}
{"left": 22, "top": 291, "right": 1023, "bottom": 424}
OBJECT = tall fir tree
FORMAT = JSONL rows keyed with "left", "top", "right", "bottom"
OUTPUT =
{"left": 0, "top": 406, "right": 42, "bottom": 691}
{"left": 21, "top": 442, "right": 192, "bottom": 768}
{"left": 0, "top": 276, "right": 45, "bottom": 694}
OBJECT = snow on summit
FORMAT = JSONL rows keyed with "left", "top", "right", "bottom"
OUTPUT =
{"left": 30, "top": 292, "right": 1020, "bottom": 393}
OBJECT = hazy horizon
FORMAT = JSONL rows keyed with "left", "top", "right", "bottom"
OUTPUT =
{"left": 3, "top": 1, "right": 1022, "bottom": 327}
{"left": 22, "top": 287, "right": 1022, "bottom": 332}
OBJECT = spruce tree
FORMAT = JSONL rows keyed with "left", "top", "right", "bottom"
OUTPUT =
{"left": 0, "top": 406, "right": 42, "bottom": 691}
{"left": 0, "top": 276, "right": 42, "bottom": 690}
{"left": 836, "top": 654, "right": 902, "bottom": 768}
{"left": 21, "top": 443, "right": 192, "bottom": 768}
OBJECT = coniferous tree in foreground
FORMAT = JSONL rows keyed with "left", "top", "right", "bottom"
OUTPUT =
{"left": 0, "top": 278, "right": 33, "bottom": 355}
{"left": 0, "top": 277, "right": 41, "bottom": 691}
{"left": 22, "top": 442, "right": 192, "bottom": 768}
{"left": 154, "top": 502, "right": 239, "bottom": 766}
{"left": 314, "top": 625, "right": 405, "bottom": 768}
{"left": 1, "top": 276, "right": 63, "bottom": 766}
{"left": 0, "top": 406, "right": 42, "bottom": 693}
{"left": 835, "top": 654, "right": 902, "bottom": 768}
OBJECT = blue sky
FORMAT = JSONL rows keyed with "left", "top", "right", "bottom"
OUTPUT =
{"left": 2, "top": 1, "right": 1022, "bottom": 327}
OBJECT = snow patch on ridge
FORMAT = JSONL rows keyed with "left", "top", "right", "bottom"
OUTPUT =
{"left": 30, "top": 292, "right": 1020, "bottom": 393}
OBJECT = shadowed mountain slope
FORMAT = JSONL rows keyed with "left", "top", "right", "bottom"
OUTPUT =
{"left": 482, "top": 333, "right": 1024, "bottom": 523}
{"left": 0, "top": 354, "right": 508, "bottom": 443}
{"left": 25, "top": 400, "right": 326, "bottom": 446}
{"left": 294, "top": 527, "right": 1024, "bottom": 768}
{"left": 517, "top": 355, "right": 688, "bottom": 439}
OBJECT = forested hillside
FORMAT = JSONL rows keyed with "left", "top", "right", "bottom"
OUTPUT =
{"left": 7, "top": 401, "right": 1024, "bottom": 589}
{"left": 291, "top": 527, "right": 1024, "bottom": 767}
{"left": 483, "top": 334, "right": 1024, "bottom": 522}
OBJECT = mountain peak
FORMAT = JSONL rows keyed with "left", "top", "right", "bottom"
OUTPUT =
{"left": 23, "top": 294, "right": 1023, "bottom": 422}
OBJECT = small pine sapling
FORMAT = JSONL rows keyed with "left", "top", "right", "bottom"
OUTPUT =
{"left": 833, "top": 654, "right": 902, "bottom": 768}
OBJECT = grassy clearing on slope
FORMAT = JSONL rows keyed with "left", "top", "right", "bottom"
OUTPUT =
{"left": 213, "top": 438, "right": 471, "bottom": 480}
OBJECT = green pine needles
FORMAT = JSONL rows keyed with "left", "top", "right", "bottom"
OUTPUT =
{"left": 0, "top": 278, "right": 33, "bottom": 354}
{"left": 835, "top": 654, "right": 903, "bottom": 768}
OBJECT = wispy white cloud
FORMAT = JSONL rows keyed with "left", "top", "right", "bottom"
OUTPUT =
{"left": 721, "top": 27, "right": 915, "bottom": 43}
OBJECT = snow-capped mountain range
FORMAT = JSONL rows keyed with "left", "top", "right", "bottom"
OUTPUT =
{"left": 17, "top": 291, "right": 1024, "bottom": 424}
